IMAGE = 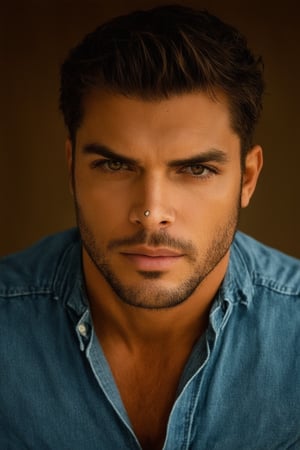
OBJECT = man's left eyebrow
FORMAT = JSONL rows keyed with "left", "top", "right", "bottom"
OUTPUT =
{"left": 168, "top": 149, "right": 229, "bottom": 167}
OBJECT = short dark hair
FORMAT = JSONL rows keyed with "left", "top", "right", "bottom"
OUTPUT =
{"left": 59, "top": 4, "right": 264, "bottom": 158}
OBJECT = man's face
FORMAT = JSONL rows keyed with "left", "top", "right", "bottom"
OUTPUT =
{"left": 68, "top": 90, "right": 261, "bottom": 309}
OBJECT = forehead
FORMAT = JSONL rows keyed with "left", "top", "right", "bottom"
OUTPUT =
{"left": 76, "top": 89, "right": 239, "bottom": 159}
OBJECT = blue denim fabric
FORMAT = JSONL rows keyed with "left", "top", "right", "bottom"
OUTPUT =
{"left": 0, "top": 229, "right": 300, "bottom": 449}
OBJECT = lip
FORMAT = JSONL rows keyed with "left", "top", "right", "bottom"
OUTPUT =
{"left": 122, "top": 246, "right": 183, "bottom": 257}
{"left": 121, "top": 246, "right": 184, "bottom": 271}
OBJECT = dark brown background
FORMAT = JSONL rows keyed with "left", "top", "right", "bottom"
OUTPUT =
{"left": 1, "top": 0, "right": 299, "bottom": 257}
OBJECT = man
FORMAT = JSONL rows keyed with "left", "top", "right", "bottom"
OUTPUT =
{"left": 0, "top": 4, "right": 299, "bottom": 449}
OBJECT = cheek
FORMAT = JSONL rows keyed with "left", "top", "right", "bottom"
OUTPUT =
{"left": 75, "top": 167, "right": 127, "bottom": 209}
{"left": 74, "top": 177, "right": 130, "bottom": 238}
{"left": 181, "top": 176, "right": 241, "bottom": 215}
{"left": 182, "top": 183, "right": 240, "bottom": 239}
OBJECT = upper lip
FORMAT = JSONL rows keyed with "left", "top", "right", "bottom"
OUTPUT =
{"left": 121, "top": 246, "right": 183, "bottom": 257}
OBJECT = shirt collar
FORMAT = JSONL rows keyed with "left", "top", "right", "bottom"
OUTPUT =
{"left": 220, "top": 233, "right": 254, "bottom": 308}
{"left": 53, "top": 231, "right": 88, "bottom": 317}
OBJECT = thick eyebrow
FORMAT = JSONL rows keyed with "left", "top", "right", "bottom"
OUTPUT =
{"left": 81, "top": 143, "right": 139, "bottom": 166}
{"left": 168, "top": 149, "right": 229, "bottom": 167}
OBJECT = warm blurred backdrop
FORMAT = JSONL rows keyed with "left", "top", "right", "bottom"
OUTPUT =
{"left": 1, "top": 0, "right": 300, "bottom": 257}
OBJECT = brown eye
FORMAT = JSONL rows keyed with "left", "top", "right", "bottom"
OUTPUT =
{"left": 107, "top": 160, "right": 123, "bottom": 171}
{"left": 177, "top": 163, "right": 215, "bottom": 179}
{"left": 90, "top": 158, "right": 133, "bottom": 172}
{"left": 190, "top": 164, "right": 205, "bottom": 175}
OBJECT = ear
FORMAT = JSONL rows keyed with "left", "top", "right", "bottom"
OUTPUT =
{"left": 241, "top": 145, "right": 263, "bottom": 208}
{"left": 65, "top": 138, "right": 74, "bottom": 196}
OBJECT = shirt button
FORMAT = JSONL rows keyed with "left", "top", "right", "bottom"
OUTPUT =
{"left": 78, "top": 323, "right": 87, "bottom": 337}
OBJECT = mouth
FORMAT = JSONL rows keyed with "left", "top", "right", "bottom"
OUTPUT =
{"left": 121, "top": 246, "right": 184, "bottom": 271}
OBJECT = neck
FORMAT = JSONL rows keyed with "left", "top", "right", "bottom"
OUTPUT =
{"left": 83, "top": 249, "right": 229, "bottom": 352}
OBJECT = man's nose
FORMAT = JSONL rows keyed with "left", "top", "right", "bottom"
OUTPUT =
{"left": 128, "top": 173, "right": 175, "bottom": 230}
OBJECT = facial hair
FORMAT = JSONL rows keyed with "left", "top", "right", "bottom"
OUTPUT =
{"left": 75, "top": 197, "right": 240, "bottom": 310}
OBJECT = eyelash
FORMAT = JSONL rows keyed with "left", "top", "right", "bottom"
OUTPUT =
{"left": 90, "top": 159, "right": 218, "bottom": 179}
{"left": 90, "top": 159, "right": 132, "bottom": 172}
{"left": 177, "top": 164, "right": 217, "bottom": 179}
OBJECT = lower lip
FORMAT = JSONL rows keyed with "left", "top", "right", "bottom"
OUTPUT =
{"left": 122, "top": 254, "right": 183, "bottom": 271}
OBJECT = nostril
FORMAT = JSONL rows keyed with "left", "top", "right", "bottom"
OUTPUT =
{"left": 129, "top": 208, "right": 174, "bottom": 226}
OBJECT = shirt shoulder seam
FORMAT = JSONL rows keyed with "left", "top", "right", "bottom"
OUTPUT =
{"left": 0, "top": 287, "right": 53, "bottom": 299}
{"left": 253, "top": 272, "right": 300, "bottom": 296}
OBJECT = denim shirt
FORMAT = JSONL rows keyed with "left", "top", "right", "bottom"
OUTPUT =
{"left": 0, "top": 229, "right": 299, "bottom": 450}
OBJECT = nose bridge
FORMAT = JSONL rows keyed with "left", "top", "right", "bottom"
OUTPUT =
{"left": 143, "top": 170, "right": 165, "bottom": 207}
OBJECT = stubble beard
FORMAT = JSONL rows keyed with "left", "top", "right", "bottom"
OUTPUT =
{"left": 74, "top": 198, "right": 240, "bottom": 310}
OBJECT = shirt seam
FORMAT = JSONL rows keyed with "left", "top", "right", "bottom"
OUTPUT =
{"left": 0, "top": 288, "right": 53, "bottom": 298}
{"left": 0, "top": 240, "right": 77, "bottom": 301}
{"left": 253, "top": 272, "right": 300, "bottom": 296}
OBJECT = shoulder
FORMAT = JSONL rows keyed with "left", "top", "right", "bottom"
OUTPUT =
{"left": 232, "top": 231, "right": 300, "bottom": 296}
{"left": 0, "top": 228, "right": 81, "bottom": 297}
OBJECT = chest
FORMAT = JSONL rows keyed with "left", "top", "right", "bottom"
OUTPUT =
{"left": 109, "top": 356, "right": 184, "bottom": 450}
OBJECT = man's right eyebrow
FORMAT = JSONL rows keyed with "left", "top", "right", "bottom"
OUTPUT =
{"left": 81, "top": 143, "right": 139, "bottom": 165}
